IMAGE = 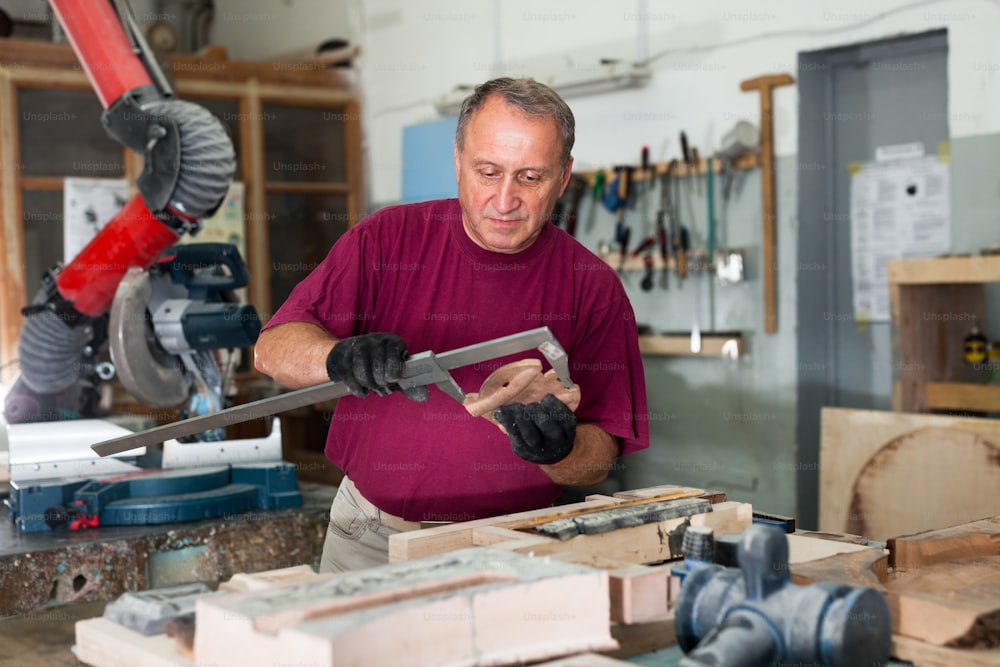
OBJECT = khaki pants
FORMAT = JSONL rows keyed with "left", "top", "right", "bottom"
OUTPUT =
{"left": 319, "top": 477, "right": 421, "bottom": 573}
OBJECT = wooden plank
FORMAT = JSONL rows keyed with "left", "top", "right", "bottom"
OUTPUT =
{"left": 888, "top": 255, "right": 1000, "bottom": 284}
{"left": 925, "top": 381, "right": 1000, "bottom": 412}
{"left": 819, "top": 407, "right": 1000, "bottom": 541}
{"left": 786, "top": 533, "right": 877, "bottom": 564}
{"left": 741, "top": 72, "right": 794, "bottom": 335}
{"left": 0, "top": 38, "right": 356, "bottom": 89}
{"left": 240, "top": 78, "right": 270, "bottom": 322}
{"left": 0, "top": 70, "right": 24, "bottom": 382}
{"left": 343, "top": 97, "right": 365, "bottom": 227}
{"left": 263, "top": 181, "right": 352, "bottom": 194}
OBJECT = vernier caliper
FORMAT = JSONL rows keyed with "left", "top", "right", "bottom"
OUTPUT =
{"left": 92, "top": 327, "right": 573, "bottom": 457}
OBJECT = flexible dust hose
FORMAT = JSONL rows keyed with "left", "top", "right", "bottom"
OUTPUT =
{"left": 16, "top": 305, "right": 93, "bottom": 394}
{"left": 140, "top": 98, "right": 236, "bottom": 220}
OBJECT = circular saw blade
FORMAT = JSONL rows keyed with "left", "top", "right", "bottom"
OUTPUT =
{"left": 109, "top": 267, "right": 191, "bottom": 408}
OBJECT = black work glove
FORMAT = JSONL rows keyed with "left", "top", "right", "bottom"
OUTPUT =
{"left": 325, "top": 333, "right": 428, "bottom": 402}
{"left": 494, "top": 393, "right": 577, "bottom": 464}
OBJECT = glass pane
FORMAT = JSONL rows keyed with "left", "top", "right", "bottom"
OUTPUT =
{"left": 262, "top": 103, "right": 346, "bottom": 182}
{"left": 266, "top": 192, "right": 349, "bottom": 311}
{"left": 21, "top": 189, "right": 64, "bottom": 303}
{"left": 17, "top": 88, "right": 123, "bottom": 177}
{"left": 186, "top": 96, "right": 242, "bottom": 163}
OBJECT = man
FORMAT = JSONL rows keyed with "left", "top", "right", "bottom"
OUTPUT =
{"left": 254, "top": 77, "right": 649, "bottom": 572}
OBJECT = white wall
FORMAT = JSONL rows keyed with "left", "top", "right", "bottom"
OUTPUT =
{"left": 211, "top": 0, "right": 351, "bottom": 60}
{"left": 203, "top": 0, "right": 999, "bottom": 204}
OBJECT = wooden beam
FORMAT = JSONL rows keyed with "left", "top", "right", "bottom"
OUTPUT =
{"left": 263, "top": 181, "right": 352, "bottom": 195}
{"left": 925, "top": 381, "right": 1000, "bottom": 413}
{"left": 0, "top": 71, "right": 24, "bottom": 382}
{"left": 888, "top": 255, "right": 1000, "bottom": 285}
{"left": 741, "top": 73, "right": 794, "bottom": 335}
{"left": 240, "top": 78, "right": 270, "bottom": 322}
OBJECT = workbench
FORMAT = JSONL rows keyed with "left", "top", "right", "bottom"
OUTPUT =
{"left": 0, "top": 482, "right": 335, "bottom": 617}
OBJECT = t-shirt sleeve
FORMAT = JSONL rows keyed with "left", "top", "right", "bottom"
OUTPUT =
{"left": 263, "top": 219, "right": 380, "bottom": 339}
{"left": 570, "top": 289, "right": 650, "bottom": 457}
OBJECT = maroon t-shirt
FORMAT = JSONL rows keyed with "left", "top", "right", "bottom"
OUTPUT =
{"left": 265, "top": 198, "right": 649, "bottom": 521}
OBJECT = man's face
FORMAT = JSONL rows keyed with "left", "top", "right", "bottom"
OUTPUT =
{"left": 454, "top": 96, "right": 573, "bottom": 254}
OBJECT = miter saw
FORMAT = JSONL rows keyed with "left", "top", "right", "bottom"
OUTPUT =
{"left": 2, "top": 0, "right": 301, "bottom": 532}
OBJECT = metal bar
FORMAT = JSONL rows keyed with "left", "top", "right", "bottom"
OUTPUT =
{"left": 92, "top": 379, "right": 353, "bottom": 456}
{"left": 93, "top": 327, "right": 567, "bottom": 457}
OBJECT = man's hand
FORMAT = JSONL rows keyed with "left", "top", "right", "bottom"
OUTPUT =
{"left": 325, "top": 333, "right": 428, "bottom": 401}
{"left": 493, "top": 394, "right": 577, "bottom": 464}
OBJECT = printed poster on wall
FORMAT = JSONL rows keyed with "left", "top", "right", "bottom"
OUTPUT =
{"left": 849, "top": 155, "right": 950, "bottom": 322}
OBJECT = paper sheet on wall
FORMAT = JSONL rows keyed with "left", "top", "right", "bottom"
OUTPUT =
{"left": 850, "top": 156, "right": 950, "bottom": 321}
{"left": 63, "top": 177, "right": 130, "bottom": 262}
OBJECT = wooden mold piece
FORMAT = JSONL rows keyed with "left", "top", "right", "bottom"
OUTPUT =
{"left": 463, "top": 359, "right": 581, "bottom": 429}
{"left": 390, "top": 489, "right": 751, "bottom": 626}
{"left": 820, "top": 407, "right": 1000, "bottom": 541}
{"left": 194, "top": 547, "right": 617, "bottom": 667}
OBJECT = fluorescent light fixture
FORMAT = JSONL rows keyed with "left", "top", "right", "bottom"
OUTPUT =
{"left": 434, "top": 62, "right": 653, "bottom": 116}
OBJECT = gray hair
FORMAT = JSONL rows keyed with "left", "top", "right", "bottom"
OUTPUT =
{"left": 454, "top": 77, "right": 575, "bottom": 168}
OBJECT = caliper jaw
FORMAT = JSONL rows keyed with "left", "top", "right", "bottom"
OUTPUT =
{"left": 396, "top": 351, "right": 466, "bottom": 403}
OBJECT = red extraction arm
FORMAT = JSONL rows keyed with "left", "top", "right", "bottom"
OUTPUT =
{"left": 4, "top": 0, "right": 235, "bottom": 425}
{"left": 48, "top": 0, "right": 180, "bottom": 317}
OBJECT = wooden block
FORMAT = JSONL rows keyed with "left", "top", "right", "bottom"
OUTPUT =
{"left": 786, "top": 532, "right": 879, "bottom": 564}
{"left": 888, "top": 516, "right": 1000, "bottom": 571}
{"left": 603, "top": 614, "right": 677, "bottom": 659}
{"left": 820, "top": 407, "right": 1000, "bottom": 541}
{"left": 195, "top": 548, "right": 617, "bottom": 667}
{"left": 219, "top": 564, "right": 326, "bottom": 593}
{"left": 75, "top": 617, "right": 193, "bottom": 667}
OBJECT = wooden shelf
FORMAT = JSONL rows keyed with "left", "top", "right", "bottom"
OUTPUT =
{"left": 889, "top": 255, "right": 1000, "bottom": 412}
{"left": 576, "top": 151, "right": 759, "bottom": 184}
{"left": 888, "top": 255, "right": 1000, "bottom": 285}
{"left": 638, "top": 334, "right": 743, "bottom": 358}
{"left": 925, "top": 381, "right": 1000, "bottom": 413}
